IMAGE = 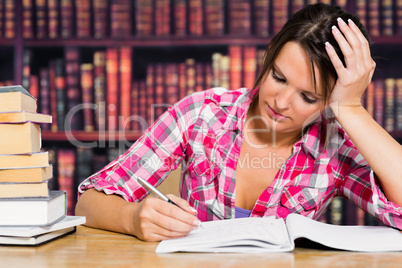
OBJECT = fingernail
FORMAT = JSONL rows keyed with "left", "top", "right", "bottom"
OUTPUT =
{"left": 337, "top": 17, "right": 346, "bottom": 26}
{"left": 332, "top": 25, "right": 340, "bottom": 35}
{"left": 325, "top": 41, "right": 333, "bottom": 50}
{"left": 193, "top": 219, "right": 201, "bottom": 227}
{"left": 348, "top": 19, "right": 355, "bottom": 26}
{"left": 189, "top": 207, "right": 197, "bottom": 213}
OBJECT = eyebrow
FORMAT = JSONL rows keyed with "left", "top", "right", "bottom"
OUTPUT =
{"left": 272, "top": 63, "right": 323, "bottom": 98}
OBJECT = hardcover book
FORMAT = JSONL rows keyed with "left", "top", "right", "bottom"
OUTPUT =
{"left": 0, "top": 122, "right": 41, "bottom": 154}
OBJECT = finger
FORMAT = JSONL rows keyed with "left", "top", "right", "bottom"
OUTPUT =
{"left": 347, "top": 19, "right": 372, "bottom": 67}
{"left": 331, "top": 24, "right": 355, "bottom": 69}
{"left": 167, "top": 194, "right": 197, "bottom": 215}
{"left": 336, "top": 18, "right": 363, "bottom": 68}
{"left": 154, "top": 198, "right": 199, "bottom": 227}
{"left": 151, "top": 209, "right": 197, "bottom": 234}
{"left": 325, "top": 41, "right": 347, "bottom": 77}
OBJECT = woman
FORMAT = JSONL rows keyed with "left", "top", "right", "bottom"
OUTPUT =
{"left": 76, "top": 4, "right": 402, "bottom": 241}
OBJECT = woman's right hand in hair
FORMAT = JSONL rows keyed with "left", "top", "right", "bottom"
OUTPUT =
{"left": 131, "top": 194, "right": 200, "bottom": 241}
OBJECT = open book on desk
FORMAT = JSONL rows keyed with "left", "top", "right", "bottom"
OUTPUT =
{"left": 156, "top": 214, "right": 402, "bottom": 253}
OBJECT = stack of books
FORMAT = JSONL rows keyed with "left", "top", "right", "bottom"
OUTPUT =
{"left": 0, "top": 85, "right": 85, "bottom": 246}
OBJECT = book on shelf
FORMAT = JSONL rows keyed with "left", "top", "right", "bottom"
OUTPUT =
{"left": 174, "top": 0, "right": 186, "bottom": 36}
{"left": 205, "top": 0, "right": 224, "bottom": 36}
{"left": 0, "top": 165, "right": 52, "bottom": 183}
{"left": 93, "top": 50, "right": 107, "bottom": 131}
{"left": 0, "top": 181, "right": 49, "bottom": 198}
{"left": 22, "top": 49, "right": 32, "bottom": 90}
{"left": 49, "top": 60, "right": 58, "bottom": 132}
{"left": 155, "top": 0, "right": 171, "bottom": 36}
{"left": 61, "top": 0, "right": 74, "bottom": 38}
{"left": 111, "top": 0, "right": 131, "bottom": 37}
{"left": 0, "top": 215, "right": 85, "bottom": 246}
{"left": 0, "top": 87, "right": 36, "bottom": 113}
{"left": 75, "top": 0, "right": 91, "bottom": 38}
{"left": 0, "top": 190, "right": 66, "bottom": 226}
{"left": 93, "top": 0, "right": 108, "bottom": 38}
{"left": 0, "top": 122, "right": 41, "bottom": 155}
{"left": 0, "top": 152, "right": 49, "bottom": 169}
{"left": 0, "top": 111, "right": 52, "bottom": 124}
{"left": 273, "top": 0, "right": 289, "bottom": 34}
{"left": 57, "top": 149, "right": 75, "bottom": 215}
{"left": 39, "top": 68, "right": 51, "bottom": 130}
{"left": 65, "top": 47, "right": 82, "bottom": 130}
{"left": 156, "top": 213, "right": 402, "bottom": 253}
{"left": 35, "top": 0, "right": 47, "bottom": 39}
{"left": 229, "top": 0, "right": 251, "bottom": 35}
{"left": 119, "top": 46, "right": 132, "bottom": 130}
{"left": 254, "top": 0, "right": 270, "bottom": 37}
{"left": 55, "top": 58, "right": 66, "bottom": 131}
{"left": 4, "top": 0, "right": 15, "bottom": 39}
{"left": 136, "top": 0, "right": 154, "bottom": 36}
{"left": 48, "top": 0, "right": 59, "bottom": 39}
{"left": 189, "top": 0, "right": 203, "bottom": 35}
{"left": 80, "top": 63, "right": 95, "bottom": 131}
{"left": 106, "top": 47, "right": 119, "bottom": 131}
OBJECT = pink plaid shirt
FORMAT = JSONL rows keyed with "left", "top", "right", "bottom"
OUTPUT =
{"left": 78, "top": 87, "right": 402, "bottom": 229}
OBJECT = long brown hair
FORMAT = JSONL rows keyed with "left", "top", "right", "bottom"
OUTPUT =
{"left": 252, "top": 3, "right": 370, "bottom": 105}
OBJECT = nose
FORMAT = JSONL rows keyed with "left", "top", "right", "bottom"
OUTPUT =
{"left": 275, "top": 86, "right": 293, "bottom": 110}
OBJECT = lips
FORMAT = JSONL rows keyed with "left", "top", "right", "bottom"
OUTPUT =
{"left": 267, "top": 104, "right": 288, "bottom": 121}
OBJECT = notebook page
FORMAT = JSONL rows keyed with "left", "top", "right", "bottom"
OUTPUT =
{"left": 156, "top": 217, "right": 293, "bottom": 253}
{"left": 286, "top": 214, "right": 402, "bottom": 252}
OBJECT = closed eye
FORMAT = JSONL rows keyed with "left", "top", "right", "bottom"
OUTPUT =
{"left": 272, "top": 71, "right": 286, "bottom": 83}
{"left": 301, "top": 93, "right": 318, "bottom": 104}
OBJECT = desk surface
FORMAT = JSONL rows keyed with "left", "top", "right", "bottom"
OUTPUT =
{"left": 0, "top": 226, "right": 401, "bottom": 268}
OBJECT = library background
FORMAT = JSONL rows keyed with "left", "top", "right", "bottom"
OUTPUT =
{"left": 0, "top": 0, "right": 401, "bottom": 223}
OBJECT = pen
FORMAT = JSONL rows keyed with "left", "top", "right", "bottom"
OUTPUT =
{"left": 136, "top": 177, "right": 203, "bottom": 229}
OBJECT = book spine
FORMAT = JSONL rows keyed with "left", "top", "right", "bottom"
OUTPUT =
{"left": 57, "top": 149, "right": 76, "bottom": 215}
{"left": 174, "top": 0, "right": 187, "bottom": 36}
{"left": 22, "top": 49, "right": 32, "bottom": 90}
{"left": 256, "top": 48, "right": 265, "bottom": 77}
{"left": 185, "top": 58, "right": 196, "bottom": 95}
{"left": 335, "top": 0, "right": 348, "bottom": 10}
{"left": 189, "top": 0, "right": 203, "bottom": 35}
{"left": 93, "top": 51, "right": 107, "bottom": 131}
{"left": 39, "top": 68, "right": 50, "bottom": 130}
{"left": 396, "top": 78, "right": 402, "bottom": 130}
{"left": 384, "top": 78, "right": 395, "bottom": 132}
{"left": 131, "top": 80, "right": 139, "bottom": 130}
{"left": 229, "top": 45, "right": 242, "bottom": 90}
{"left": 22, "top": 0, "right": 34, "bottom": 39}
{"left": 35, "top": 0, "right": 47, "bottom": 39}
{"left": 61, "top": 0, "right": 74, "bottom": 38}
{"left": 368, "top": 0, "right": 380, "bottom": 37}
{"left": 397, "top": 0, "right": 402, "bottom": 36}
{"left": 146, "top": 64, "right": 155, "bottom": 125}
{"left": 178, "top": 62, "right": 187, "bottom": 99}
{"left": 195, "top": 63, "right": 204, "bottom": 92}
{"left": 154, "top": 63, "right": 165, "bottom": 118}
{"left": 0, "top": 0, "right": 3, "bottom": 37}
{"left": 212, "top": 53, "right": 221, "bottom": 88}
{"left": 356, "top": 0, "right": 367, "bottom": 29}
{"left": 48, "top": 0, "right": 59, "bottom": 39}
{"left": 119, "top": 46, "right": 132, "bottom": 130}
{"left": 93, "top": 0, "right": 108, "bottom": 38}
{"left": 229, "top": 0, "right": 251, "bottom": 35}
{"left": 219, "top": 55, "right": 230, "bottom": 89}
{"left": 4, "top": 0, "right": 15, "bottom": 39}
{"left": 106, "top": 47, "right": 119, "bottom": 131}
{"left": 165, "top": 63, "right": 180, "bottom": 105}
{"left": 49, "top": 60, "right": 58, "bottom": 132}
{"left": 273, "top": 0, "right": 289, "bottom": 34}
{"left": 55, "top": 59, "right": 66, "bottom": 131}
{"left": 205, "top": 0, "right": 224, "bottom": 36}
{"left": 75, "top": 0, "right": 91, "bottom": 38}
{"left": 65, "top": 47, "right": 82, "bottom": 130}
{"left": 81, "top": 63, "right": 94, "bottom": 132}
{"left": 374, "top": 79, "right": 385, "bottom": 127}
{"left": 29, "top": 75, "right": 39, "bottom": 101}
{"left": 254, "top": 0, "right": 270, "bottom": 37}
{"left": 243, "top": 46, "right": 257, "bottom": 90}
{"left": 204, "top": 63, "right": 213, "bottom": 89}
{"left": 138, "top": 80, "right": 148, "bottom": 131}
{"left": 292, "top": 0, "right": 304, "bottom": 15}
{"left": 155, "top": 0, "right": 171, "bottom": 36}
{"left": 381, "top": 0, "right": 393, "bottom": 36}
{"left": 111, "top": 0, "right": 131, "bottom": 38}
{"left": 136, "top": 0, "right": 154, "bottom": 36}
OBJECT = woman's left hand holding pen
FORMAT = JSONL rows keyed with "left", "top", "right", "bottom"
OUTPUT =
{"left": 130, "top": 194, "right": 200, "bottom": 242}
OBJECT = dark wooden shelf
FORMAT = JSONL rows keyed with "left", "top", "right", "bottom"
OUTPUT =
{"left": 21, "top": 35, "right": 402, "bottom": 47}
{"left": 42, "top": 130, "right": 142, "bottom": 142}
{"left": 0, "top": 38, "right": 16, "bottom": 46}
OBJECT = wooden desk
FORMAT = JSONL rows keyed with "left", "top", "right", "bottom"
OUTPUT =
{"left": 0, "top": 226, "right": 401, "bottom": 268}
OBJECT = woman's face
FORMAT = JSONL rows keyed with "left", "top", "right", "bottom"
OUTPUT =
{"left": 256, "top": 41, "right": 326, "bottom": 139}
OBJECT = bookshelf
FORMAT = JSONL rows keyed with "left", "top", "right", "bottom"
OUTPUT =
{"left": 1, "top": 0, "right": 401, "bottom": 220}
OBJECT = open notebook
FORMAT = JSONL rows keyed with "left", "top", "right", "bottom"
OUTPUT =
{"left": 156, "top": 214, "right": 402, "bottom": 253}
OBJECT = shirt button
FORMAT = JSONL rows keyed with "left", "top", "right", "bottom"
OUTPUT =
{"left": 298, "top": 196, "right": 304, "bottom": 202}
{"left": 267, "top": 187, "right": 273, "bottom": 194}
